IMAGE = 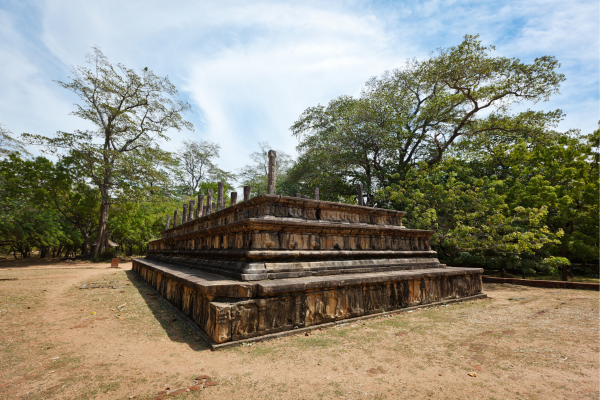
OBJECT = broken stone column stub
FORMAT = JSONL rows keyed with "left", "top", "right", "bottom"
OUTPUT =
{"left": 267, "top": 150, "right": 276, "bottom": 195}
{"left": 243, "top": 186, "right": 251, "bottom": 201}
{"left": 357, "top": 183, "right": 364, "bottom": 206}
{"left": 189, "top": 200, "right": 195, "bottom": 221}
{"left": 217, "top": 182, "right": 225, "bottom": 211}
{"left": 165, "top": 214, "right": 171, "bottom": 230}
{"left": 231, "top": 192, "right": 237, "bottom": 206}
{"left": 313, "top": 187, "right": 319, "bottom": 200}
{"left": 206, "top": 189, "right": 213, "bottom": 215}
{"left": 173, "top": 210, "right": 178, "bottom": 227}
{"left": 295, "top": 193, "right": 301, "bottom": 198}
{"left": 182, "top": 204, "right": 188, "bottom": 224}
{"left": 197, "top": 194, "right": 204, "bottom": 218}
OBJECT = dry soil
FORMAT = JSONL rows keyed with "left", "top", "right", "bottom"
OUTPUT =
{"left": 0, "top": 258, "right": 598, "bottom": 400}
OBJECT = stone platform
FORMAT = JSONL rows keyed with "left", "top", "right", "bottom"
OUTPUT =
{"left": 135, "top": 193, "right": 485, "bottom": 345}
{"left": 132, "top": 258, "right": 484, "bottom": 345}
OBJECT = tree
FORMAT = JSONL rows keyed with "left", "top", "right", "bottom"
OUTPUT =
{"left": 381, "top": 159, "right": 562, "bottom": 278}
{"left": 0, "top": 123, "right": 30, "bottom": 159}
{"left": 44, "top": 155, "right": 100, "bottom": 255}
{"left": 0, "top": 154, "right": 77, "bottom": 258}
{"left": 109, "top": 199, "right": 176, "bottom": 256}
{"left": 290, "top": 35, "right": 565, "bottom": 204}
{"left": 238, "top": 141, "right": 294, "bottom": 196}
{"left": 450, "top": 125, "right": 599, "bottom": 273}
{"left": 24, "top": 47, "right": 193, "bottom": 256}
{"left": 175, "top": 139, "right": 233, "bottom": 196}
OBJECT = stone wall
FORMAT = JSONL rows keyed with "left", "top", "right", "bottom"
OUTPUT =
{"left": 133, "top": 259, "right": 483, "bottom": 344}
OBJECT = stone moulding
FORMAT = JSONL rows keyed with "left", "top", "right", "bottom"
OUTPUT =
{"left": 133, "top": 258, "right": 484, "bottom": 344}
{"left": 146, "top": 253, "right": 443, "bottom": 281}
{"left": 148, "top": 195, "right": 437, "bottom": 281}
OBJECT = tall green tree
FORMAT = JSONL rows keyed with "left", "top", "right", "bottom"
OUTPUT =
{"left": 109, "top": 199, "right": 177, "bottom": 256}
{"left": 381, "top": 159, "right": 562, "bottom": 277}
{"left": 175, "top": 139, "right": 235, "bottom": 197}
{"left": 380, "top": 125, "right": 598, "bottom": 279}
{"left": 25, "top": 47, "right": 193, "bottom": 256}
{"left": 0, "top": 154, "right": 76, "bottom": 257}
{"left": 44, "top": 155, "right": 100, "bottom": 255}
{"left": 450, "top": 125, "right": 599, "bottom": 276}
{"left": 290, "top": 35, "right": 565, "bottom": 204}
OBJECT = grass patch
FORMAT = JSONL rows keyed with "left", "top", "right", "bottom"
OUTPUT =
{"left": 99, "top": 381, "right": 121, "bottom": 392}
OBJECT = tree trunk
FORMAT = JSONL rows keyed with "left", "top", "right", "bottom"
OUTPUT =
{"left": 94, "top": 186, "right": 110, "bottom": 258}
{"left": 82, "top": 233, "right": 90, "bottom": 255}
{"left": 560, "top": 237, "right": 569, "bottom": 282}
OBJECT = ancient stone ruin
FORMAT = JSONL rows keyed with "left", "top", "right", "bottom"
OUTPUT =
{"left": 133, "top": 151, "right": 485, "bottom": 347}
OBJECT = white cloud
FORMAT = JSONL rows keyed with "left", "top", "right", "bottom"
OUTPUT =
{"left": 0, "top": 0, "right": 597, "bottom": 182}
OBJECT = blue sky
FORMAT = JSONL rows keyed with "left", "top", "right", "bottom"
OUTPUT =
{"left": 1, "top": 0, "right": 598, "bottom": 179}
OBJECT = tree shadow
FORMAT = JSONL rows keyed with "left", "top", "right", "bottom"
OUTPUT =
{"left": 484, "top": 283, "right": 536, "bottom": 293}
{"left": 123, "top": 270, "right": 211, "bottom": 351}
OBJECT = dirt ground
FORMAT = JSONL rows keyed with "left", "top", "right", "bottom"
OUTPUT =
{"left": 0, "top": 258, "right": 598, "bottom": 400}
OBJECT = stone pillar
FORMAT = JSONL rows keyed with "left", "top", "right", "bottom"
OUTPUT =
{"left": 188, "top": 200, "right": 195, "bottom": 221}
{"left": 243, "top": 186, "right": 251, "bottom": 201}
{"left": 313, "top": 187, "right": 319, "bottom": 200}
{"left": 182, "top": 204, "right": 188, "bottom": 224}
{"left": 357, "top": 183, "right": 364, "bottom": 206}
{"left": 267, "top": 150, "right": 276, "bottom": 195}
{"left": 173, "top": 210, "right": 178, "bottom": 227}
{"left": 165, "top": 214, "right": 171, "bottom": 230}
{"left": 206, "top": 189, "right": 213, "bottom": 215}
{"left": 230, "top": 192, "right": 237, "bottom": 206}
{"left": 212, "top": 203, "right": 216, "bottom": 213}
{"left": 197, "top": 194, "right": 204, "bottom": 218}
{"left": 217, "top": 182, "right": 224, "bottom": 211}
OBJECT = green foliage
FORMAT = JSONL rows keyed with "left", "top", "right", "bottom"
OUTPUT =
{"left": 109, "top": 200, "right": 177, "bottom": 255}
{"left": 175, "top": 139, "right": 234, "bottom": 196}
{"left": 289, "top": 34, "right": 565, "bottom": 204}
{"left": 23, "top": 46, "right": 193, "bottom": 256}
{"left": 0, "top": 154, "right": 80, "bottom": 257}
{"left": 542, "top": 257, "right": 571, "bottom": 277}
{"left": 380, "top": 159, "right": 562, "bottom": 277}
{"left": 379, "top": 124, "right": 598, "bottom": 276}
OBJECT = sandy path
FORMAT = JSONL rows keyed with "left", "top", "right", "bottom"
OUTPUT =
{"left": 0, "top": 259, "right": 598, "bottom": 400}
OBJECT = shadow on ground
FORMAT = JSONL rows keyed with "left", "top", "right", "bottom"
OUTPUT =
{"left": 124, "top": 269, "right": 211, "bottom": 351}
{"left": 484, "top": 283, "right": 534, "bottom": 293}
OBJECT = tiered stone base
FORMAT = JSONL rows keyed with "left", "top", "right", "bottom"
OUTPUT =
{"left": 133, "top": 258, "right": 485, "bottom": 346}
